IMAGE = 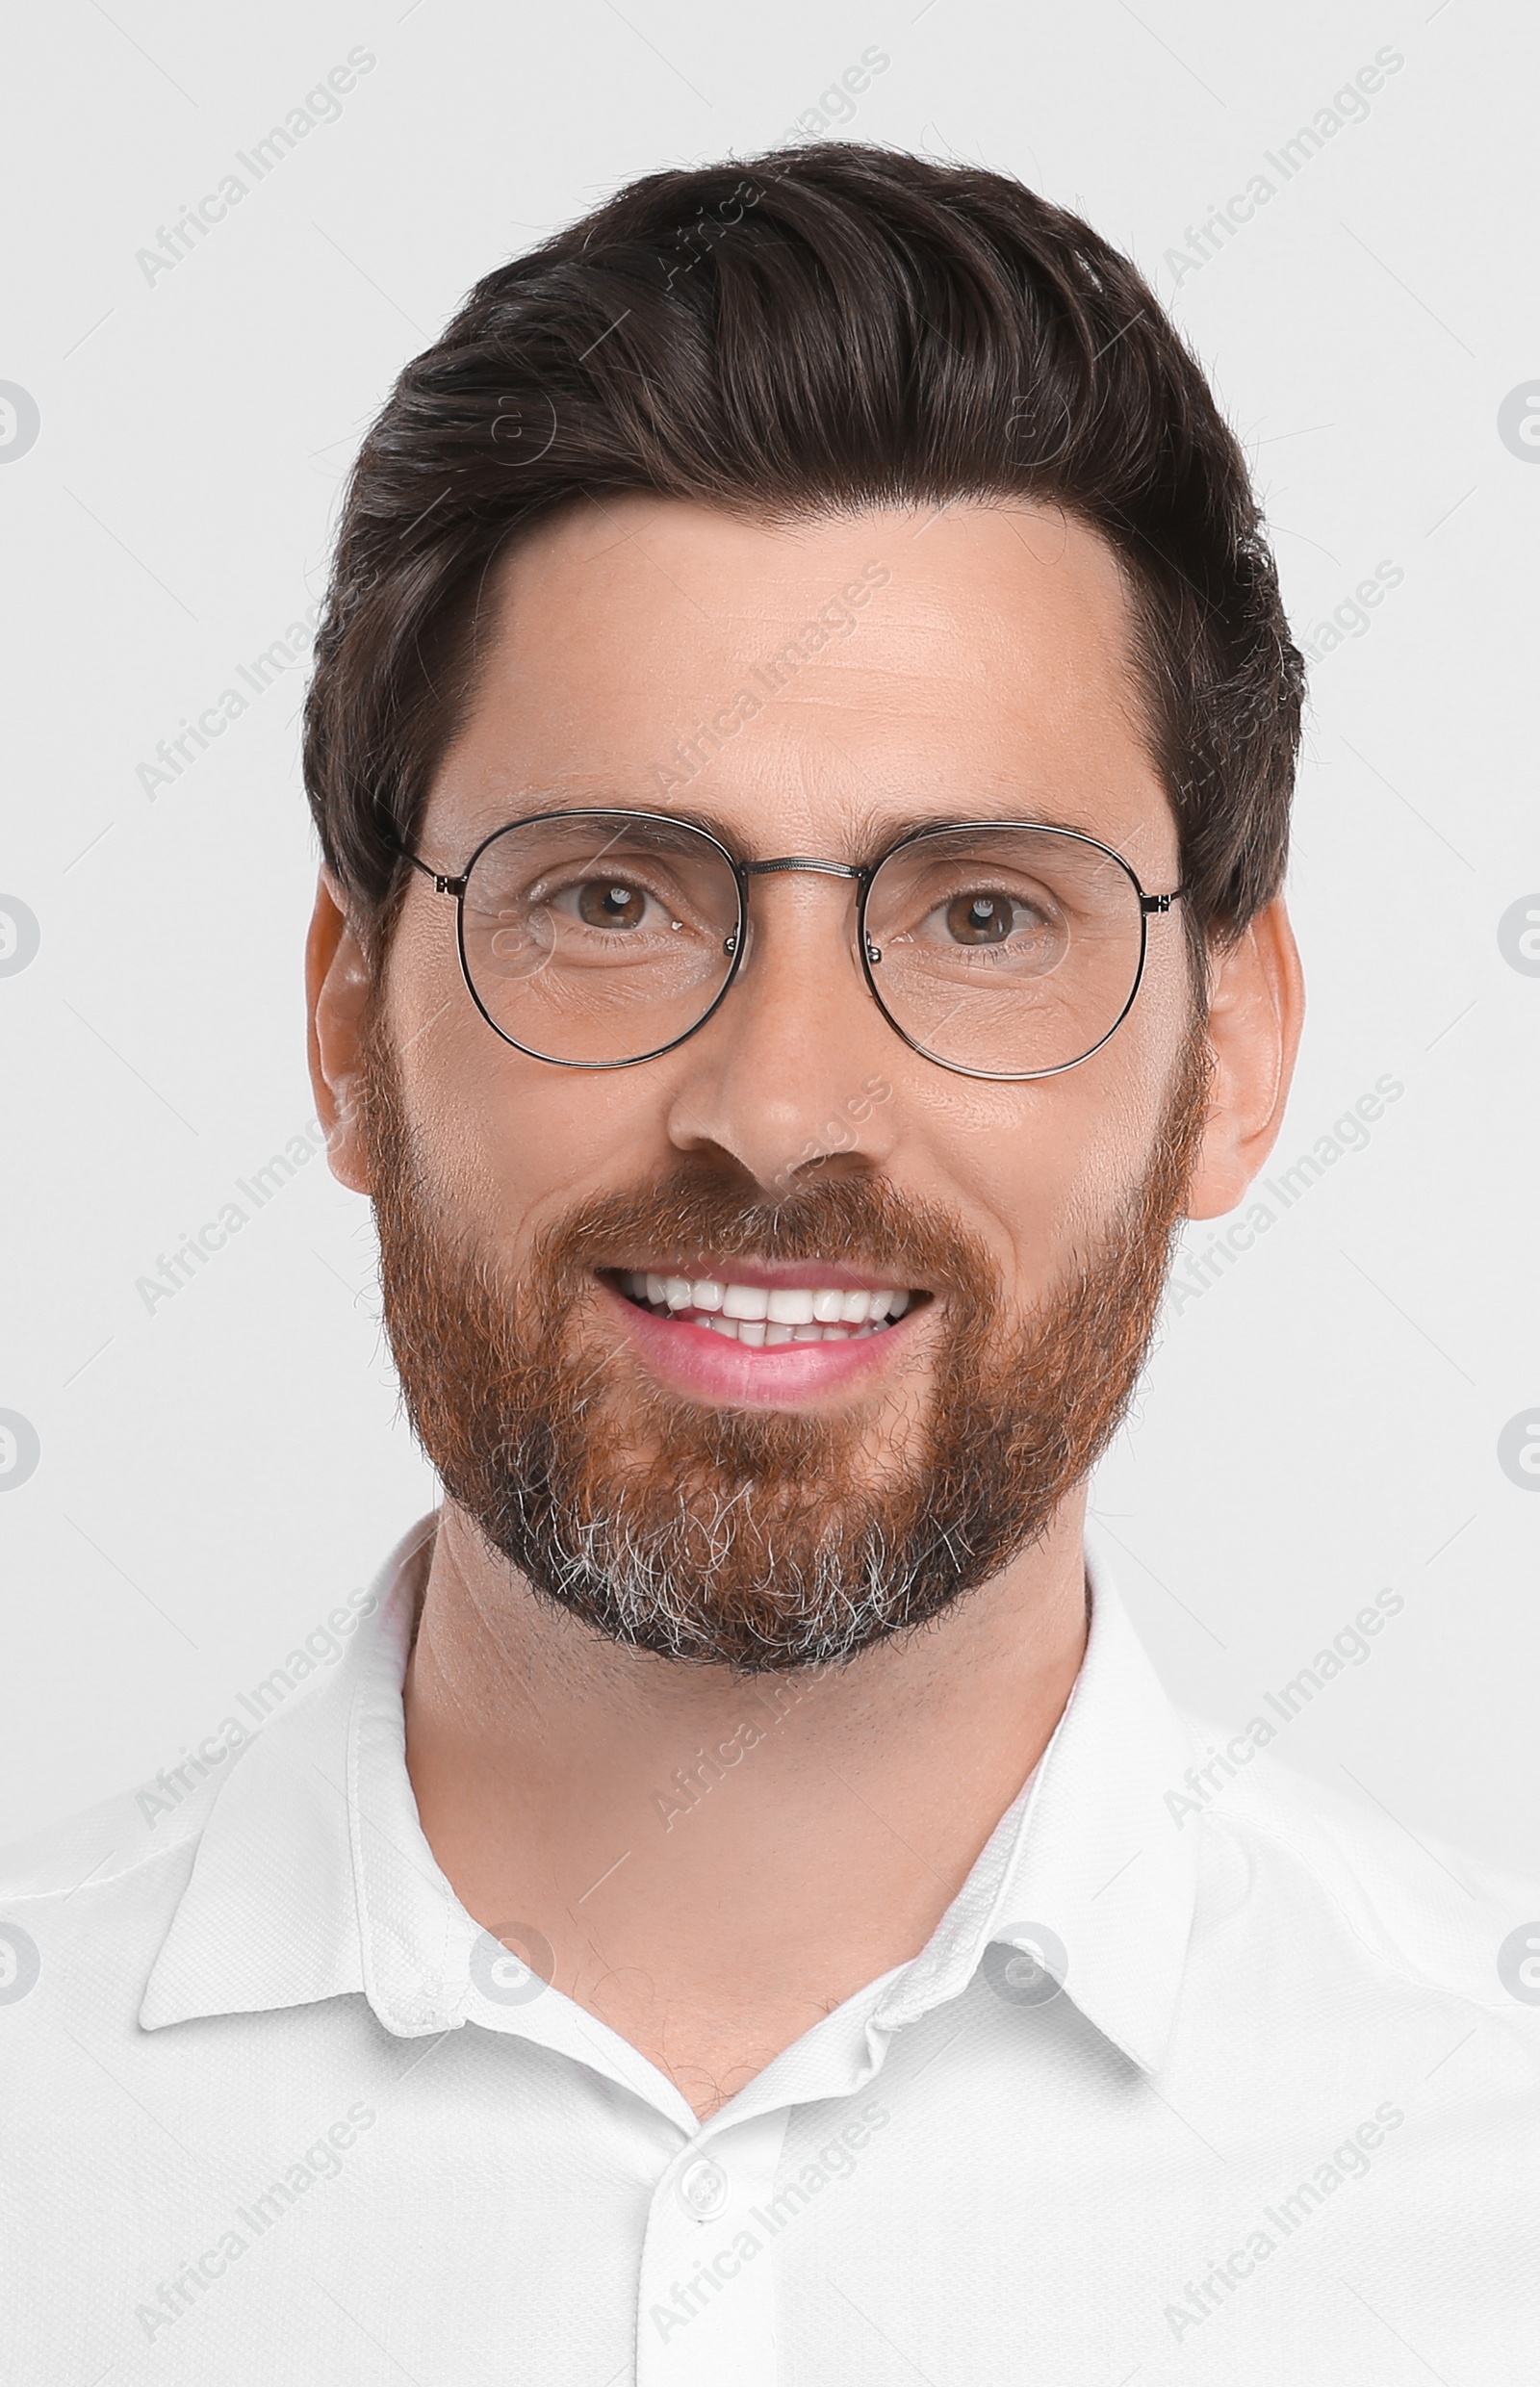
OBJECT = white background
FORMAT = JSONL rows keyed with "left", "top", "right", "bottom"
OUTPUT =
{"left": 0, "top": 0, "right": 1534, "bottom": 1870}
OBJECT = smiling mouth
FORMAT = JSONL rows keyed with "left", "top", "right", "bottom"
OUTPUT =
{"left": 607, "top": 1268, "right": 921, "bottom": 1348}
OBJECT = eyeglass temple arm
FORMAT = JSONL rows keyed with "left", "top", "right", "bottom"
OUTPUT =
{"left": 393, "top": 839, "right": 468, "bottom": 898}
{"left": 1140, "top": 887, "right": 1187, "bottom": 915}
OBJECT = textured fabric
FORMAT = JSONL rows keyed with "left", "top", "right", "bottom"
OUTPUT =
{"left": 1, "top": 1512, "right": 1535, "bottom": 2382}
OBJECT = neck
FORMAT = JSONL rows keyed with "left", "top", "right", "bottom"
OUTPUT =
{"left": 402, "top": 1498, "right": 1090, "bottom": 2118}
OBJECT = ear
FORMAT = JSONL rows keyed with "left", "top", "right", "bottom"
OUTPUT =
{"left": 1184, "top": 896, "right": 1305, "bottom": 1220}
{"left": 306, "top": 869, "right": 375, "bottom": 1196}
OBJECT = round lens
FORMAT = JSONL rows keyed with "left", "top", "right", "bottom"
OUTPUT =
{"left": 460, "top": 814, "right": 741, "bottom": 1065}
{"left": 864, "top": 825, "right": 1145, "bottom": 1076}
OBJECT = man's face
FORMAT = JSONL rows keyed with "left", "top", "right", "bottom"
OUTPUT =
{"left": 345, "top": 499, "right": 1209, "bottom": 1667}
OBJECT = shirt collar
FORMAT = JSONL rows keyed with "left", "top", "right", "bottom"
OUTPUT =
{"left": 866, "top": 1531, "right": 1201, "bottom": 2076}
{"left": 141, "top": 1512, "right": 453, "bottom": 2035}
{"left": 141, "top": 1514, "right": 1198, "bottom": 2079}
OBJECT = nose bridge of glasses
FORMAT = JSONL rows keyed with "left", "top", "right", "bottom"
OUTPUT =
{"left": 743, "top": 857, "right": 867, "bottom": 883}
{"left": 729, "top": 854, "right": 871, "bottom": 972}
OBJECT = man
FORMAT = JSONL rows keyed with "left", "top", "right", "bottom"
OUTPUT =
{"left": 3, "top": 143, "right": 1535, "bottom": 2382}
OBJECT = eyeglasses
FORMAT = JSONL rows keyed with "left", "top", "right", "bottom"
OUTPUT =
{"left": 396, "top": 809, "right": 1185, "bottom": 1082}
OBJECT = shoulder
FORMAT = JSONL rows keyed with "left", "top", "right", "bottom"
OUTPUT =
{"left": 0, "top": 1551, "right": 411, "bottom": 1912}
{"left": 0, "top": 1734, "right": 249, "bottom": 1910}
{"left": 0, "top": 1760, "right": 246, "bottom": 2032}
{"left": 1172, "top": 1708, "right": 1540, "bottom": 2016}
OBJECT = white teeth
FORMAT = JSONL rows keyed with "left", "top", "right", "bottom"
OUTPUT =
{"left": 621, "top": 1269, "right": 916, "bottom": 1343}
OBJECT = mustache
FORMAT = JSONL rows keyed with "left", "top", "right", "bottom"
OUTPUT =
{"left": 526, "top": 1163, "right": 1000, "bottom": 1303}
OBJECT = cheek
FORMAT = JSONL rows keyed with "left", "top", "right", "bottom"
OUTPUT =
{"left": 927, "top": 1087, "right": 1142, "bottom": 1288}
{"left": 908, "top": 994, "right": 1190, "bottom": 1295}
{"left": 391, "top": 953, "right": 676, "bottom": 1234}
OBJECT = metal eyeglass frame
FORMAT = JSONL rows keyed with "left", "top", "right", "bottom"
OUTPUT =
{"left": 394, "top": 809, "right": 1187, "bottom": 1083}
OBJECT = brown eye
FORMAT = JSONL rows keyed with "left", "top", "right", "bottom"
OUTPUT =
{"left": 946, "top": 890, "right": 1013, "bottom": 944}
{"left": 578, "top": 880, "right": 647, "bottom": 929}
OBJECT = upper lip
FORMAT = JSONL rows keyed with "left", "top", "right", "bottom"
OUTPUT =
{"left": 603, "top": 1258, "right": 921, "bottom": 1293}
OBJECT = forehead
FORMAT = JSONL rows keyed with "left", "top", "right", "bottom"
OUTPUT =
{"left": 428, "top": 495, "right": 1175, "bottom": 873}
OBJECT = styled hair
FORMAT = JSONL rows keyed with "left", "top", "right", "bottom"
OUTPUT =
{"left": 303, "top": 141, "right": 1301, "bottom": 961}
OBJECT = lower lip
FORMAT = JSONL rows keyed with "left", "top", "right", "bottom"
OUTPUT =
{"left": 604, "top": 1282, "right": 918, "bottom": 1407}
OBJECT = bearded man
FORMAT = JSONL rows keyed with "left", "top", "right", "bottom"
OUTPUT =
{"left": 4, "top": 143, "right": 1535, "bottom": 2383}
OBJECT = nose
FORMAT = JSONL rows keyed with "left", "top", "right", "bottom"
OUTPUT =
{"left": 662, "top": 866, "right": 899, "bottom": 1196}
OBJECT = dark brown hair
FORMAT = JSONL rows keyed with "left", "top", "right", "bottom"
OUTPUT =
{"left": 303, "top": 141, "right": 1301, "bottom": 961}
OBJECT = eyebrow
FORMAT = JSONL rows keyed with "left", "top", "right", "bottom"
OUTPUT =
{"left": 462, "top": 797, "right": 1116, "bottom": 867}
{"left": 830, "top": 803, "right": 1114, "bottom": 860}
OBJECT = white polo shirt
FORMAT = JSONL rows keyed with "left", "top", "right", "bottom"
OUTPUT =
{"left": 2, "top": 1513, "right": 1536, "bottom": 2383}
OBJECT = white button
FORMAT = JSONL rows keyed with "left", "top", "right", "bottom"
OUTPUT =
{"left": 676, "top": 2155, "right": 730, "bottom": 2220}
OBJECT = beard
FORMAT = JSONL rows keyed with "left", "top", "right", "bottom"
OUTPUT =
{"left": 359, "top": 1011, "right": 1210, "bottom": 1672}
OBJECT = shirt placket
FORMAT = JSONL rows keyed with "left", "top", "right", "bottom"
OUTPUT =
{"left": 634, "top": 2105, "right": 790, "bottom": 2387}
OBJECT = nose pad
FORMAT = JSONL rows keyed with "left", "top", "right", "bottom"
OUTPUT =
{"left": 719, "top": 889, "right": 871, "bottom": 986}
{"left": 723, "top": 908, "right": 753, "bottom": 969}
